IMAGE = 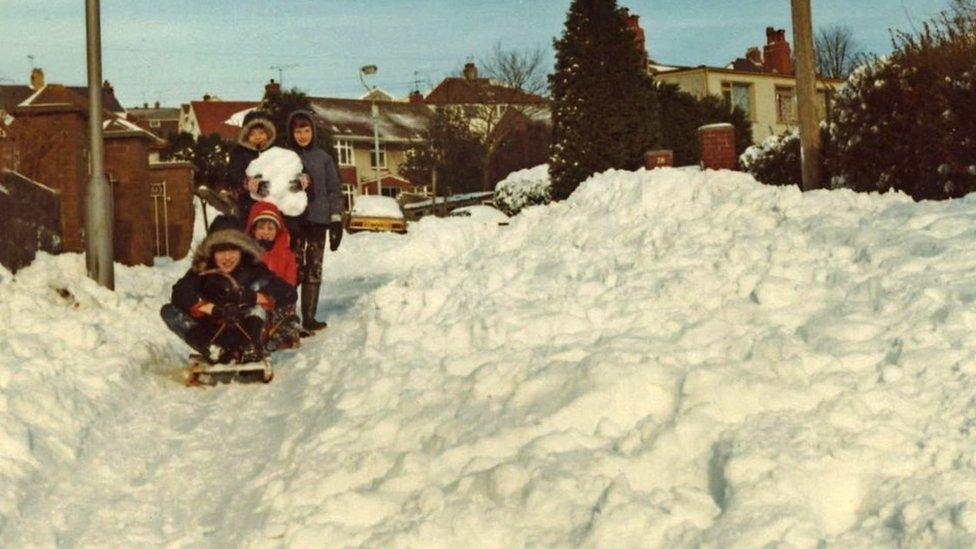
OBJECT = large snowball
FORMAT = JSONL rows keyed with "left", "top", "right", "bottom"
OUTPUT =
{"left": 245, "top": 146, "right": 308, "bottom": 217}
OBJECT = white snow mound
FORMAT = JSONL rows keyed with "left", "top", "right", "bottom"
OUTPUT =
{"left": 4, "top": 167, "right": 976, "bottom": 547}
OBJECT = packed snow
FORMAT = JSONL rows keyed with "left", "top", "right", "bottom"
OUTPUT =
{"left": 3, "top": 167, "right": 976, "bottom": 546}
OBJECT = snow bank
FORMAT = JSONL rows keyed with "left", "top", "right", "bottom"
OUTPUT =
{"left": 4, "top": 167, "right": 976, "bottom": 547}
{"left": 351, "top": 195, "right": 405, "bottom": 219}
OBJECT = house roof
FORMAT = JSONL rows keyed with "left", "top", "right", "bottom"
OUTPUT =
{"left": 652, "top": 64, "right": 845, "bottom": 84}
{"left": 309, "top": 97, "right": 434, "bottom": 143}
{"left": 3, "top": 84, "right": 124, "bottom": 113}
{"left": 189, "top": 100, "right": 260, "bottom": 140}
{"left": 127, "top": 107, "right": 181, "bottom": 120}
{"left": 424, "top": 77, "right": 546, "bottom": 106}
{"left": 103, "top": 117, "right": 167, "bottom": 146}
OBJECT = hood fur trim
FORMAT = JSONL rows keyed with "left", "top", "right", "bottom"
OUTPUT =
{"left": 237, "top": 118, "right": 276, "bottom": 151}
{"left": 191, "top": 229, "right": 265, "bottom": 273}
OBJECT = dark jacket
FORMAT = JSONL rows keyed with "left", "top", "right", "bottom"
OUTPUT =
{"left": 171, "top": 228, "right": 296, "bottom": 316}
{"left": 225, "top": 112, "right": 277, "bottom": 218}
{"left": 286, "top": 110, "right": 343, "bottom": 225}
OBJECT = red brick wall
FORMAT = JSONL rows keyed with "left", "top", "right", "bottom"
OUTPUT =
{"left": 105, "top": 136, "right": 154, "bottom": 266}
{"left": 698, "top": 124, "right": 737, "bottom": 171}
{"left": 149, "top": 162, "right": 195, "bottom": 260}
{"left": 9, "top": 111, "right": 89, "bottom": 252}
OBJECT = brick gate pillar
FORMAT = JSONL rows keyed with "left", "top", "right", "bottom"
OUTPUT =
{"left": 698, "top": 123, "right": 737, "bottom": 171}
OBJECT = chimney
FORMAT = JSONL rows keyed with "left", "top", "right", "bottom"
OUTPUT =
{"left": 143, "top": 102, "right": 149, "bottom": 108}
{"left": 29, "top": 68, "right": 45, "bottom": 90}
{"left": 621, "top": 8, "right": 647, "bottom": 60}
{"left": 154, "top": 101, "right": 160, "bottom": 108}
{"left": 102, "top": 80, "right": 113, "bottom": 91}
{"left": 203, "top": 94, "right": 212, "bottom": 101}
{"left": 746, "top": 47, "right": 763, "bottom": 66}
{"left": 408, "top": 90, "right": 424, "bottom": 104}
{"left": 463, "top": 62, "right": 478, "bottom": 81}
{"left": 763, "top": 27, "right": 792, "bottom": 74}
{"left": 265, "top": 78, "right": 281, "bottom": 98}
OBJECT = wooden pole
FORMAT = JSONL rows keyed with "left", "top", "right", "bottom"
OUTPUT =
{"left": 791, "top": 0, "right": 822, "bottom": 191}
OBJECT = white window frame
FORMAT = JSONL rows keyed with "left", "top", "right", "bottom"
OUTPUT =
{"left": 369, "top": 145, "right": 387, "bottom": 169}
{"left": 335, "top": 139, "right": 354, "bottom": 166}
{"left": 721, "top": 81, "right": 754, "bottom": 121}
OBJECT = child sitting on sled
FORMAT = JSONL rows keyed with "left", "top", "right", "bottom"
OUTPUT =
{"left": 159, "top": 227, "right": 296, "bottom": 364}
{"left": 245, "top": 201, "right": 304, "bottom": 350}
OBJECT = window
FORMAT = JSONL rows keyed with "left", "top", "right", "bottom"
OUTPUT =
{"left": 369, "top": 145, "right": 386, "bottom": 169}
{"left": 335, "top": 139, "right": 354, "bottom": 166}
{"left": 381, "top": 186, "right": 399, "bottom": 198}
{"left": 721, "top": 81, "right": 753, "bottom": 120}
{"left": 775, "top": 86, "right": 797, "bottom": 124}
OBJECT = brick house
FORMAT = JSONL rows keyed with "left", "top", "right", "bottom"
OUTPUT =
{"left": 5, "top": 83, "right": 194, "bottom": 266}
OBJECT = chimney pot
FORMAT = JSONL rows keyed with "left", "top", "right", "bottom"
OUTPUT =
{"left": 29, "top": 68, "right": 45, "bottom": 90}
{"left": 463, "top": 62, "right": 478, "bottom": 80}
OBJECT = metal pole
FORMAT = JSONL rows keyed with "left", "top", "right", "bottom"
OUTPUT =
{"left": 431, "top": 165, "right": 438, "bottom": 217}
{"left": 791, "top": 0, "right": 822, "bottom": 191}
{"left": 162, "top": 181, "right": 171, "bottom": 257}
{"left": 85, "top": 0, "right": 114, "bottom": 288}
{"left": 371, "top": 102, "right": 381, "bottom": 196}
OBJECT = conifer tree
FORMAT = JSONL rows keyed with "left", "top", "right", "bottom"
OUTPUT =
{"left": 549, "top": 0, "right": 660, "bottom": 200}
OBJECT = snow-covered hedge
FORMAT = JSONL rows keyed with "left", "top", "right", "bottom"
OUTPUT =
{"left": 493, "top": 164, "right": 551, "bottom": 216}
{"left": 740, "top": 130, "right": 802, "bottom": 187}
{"left": 828, "top": 9, "right": 976, "bottom": 200}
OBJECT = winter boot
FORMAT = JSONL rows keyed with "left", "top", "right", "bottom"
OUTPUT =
{"left": 300, "top": 283, "right": 328, "bottom": 331}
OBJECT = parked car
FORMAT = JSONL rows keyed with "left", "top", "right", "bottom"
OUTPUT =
{"left": 449, "top": 205, "right": 510, "bottom": 225}
{"left": 347, "top": 195, "right": 407, "bottom": 234}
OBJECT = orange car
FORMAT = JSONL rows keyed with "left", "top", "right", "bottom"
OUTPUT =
{"left": 346, "top": 195, "right": 407, "bottom": 234}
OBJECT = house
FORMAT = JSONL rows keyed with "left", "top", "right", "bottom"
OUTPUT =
{"left": 307, "top": 95, "right": 435, "bottom": 200}
{"left": 128, "top": 102, "right": 181, "bottom": 138}
{"left": 424, "top": 61, "right": 547, "bottom": 137}
{"left": 650, "top": 27, "right": 844, "bottom": 141}
{"left": 180, "top": 97, "right": 259, "bottom": 140}
{"left": 5, "top": 81, "right": 195, "bottom": 266}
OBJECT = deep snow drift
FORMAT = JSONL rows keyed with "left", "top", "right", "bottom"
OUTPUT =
{"left": 3, "top": 168, "right": 976, "bottom": 546}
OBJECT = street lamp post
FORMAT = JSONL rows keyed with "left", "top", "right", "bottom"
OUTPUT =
{"left": 85, "top": 0, "right": 114, "bottom": 289}
{"left": 359, "top": 65, "right": 382, "bottom": 197}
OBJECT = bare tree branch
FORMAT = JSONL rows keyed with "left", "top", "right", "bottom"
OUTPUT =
{"left": 814, "top": 25, "right": 863, "bottom": 78}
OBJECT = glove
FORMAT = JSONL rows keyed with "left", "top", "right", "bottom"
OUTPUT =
{"left": 329, "top": 221, "right": 343, "bottom": 251}
{"left": 237, "top": 286, "right": 257, "bottom": 307}
{"left": 212, "top": 302, "right": 246, "bottom": 322}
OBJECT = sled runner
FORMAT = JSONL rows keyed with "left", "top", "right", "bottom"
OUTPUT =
{"left": 184, "top": 354, "right": 274, "bottom": 386}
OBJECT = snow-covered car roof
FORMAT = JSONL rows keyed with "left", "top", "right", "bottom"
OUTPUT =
{"left": 350, "top": 195, "right": 405, "bottom": 220}
{"left": 448, "top": 205, "right": 509, "bottom": 224}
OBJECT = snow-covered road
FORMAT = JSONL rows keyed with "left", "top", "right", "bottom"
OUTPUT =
{"left": 2, "top": 168, "right": 976, "bottom": 546}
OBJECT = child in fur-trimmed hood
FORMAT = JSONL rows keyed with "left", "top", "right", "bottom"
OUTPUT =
{"left": 159, "top": 228, "right": 296, "bottom": 364}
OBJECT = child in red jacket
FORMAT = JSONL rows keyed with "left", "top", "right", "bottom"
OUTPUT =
{"left": 245, "top": 202, "right": 302, "bottom": 349}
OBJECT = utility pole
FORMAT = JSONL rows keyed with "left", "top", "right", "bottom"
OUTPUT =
{"left": 84, "top": 0, "right": 114, "bottom": 289}
{"left": 791, "top": 0, "right": 822, "bottom": 191}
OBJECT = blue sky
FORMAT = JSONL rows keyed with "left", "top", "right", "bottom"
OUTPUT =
{"left": 0, "top": 0, "right": 952, "bottom": 107}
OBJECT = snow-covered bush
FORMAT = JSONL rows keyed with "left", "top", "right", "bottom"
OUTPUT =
{"left": 493, "top": 164, "right": 552, "bottom": 216}
{"left": 828, "top": 6, "right": 976, "bottom": 200}
{"left": 740, "top": 126, "right": 832, "bottom": 188}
